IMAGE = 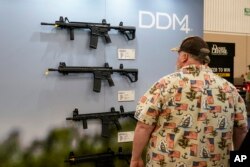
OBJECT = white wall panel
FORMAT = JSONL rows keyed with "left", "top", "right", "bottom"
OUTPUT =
{"left": 0, "top": 0, "right": 204, "bottom": 146}
{"left": 204, "top": 0, "right": 250, "bottom": 34}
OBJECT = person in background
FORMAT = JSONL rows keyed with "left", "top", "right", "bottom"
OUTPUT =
{"left": 130, "top": 36, "right": 248, "bottom": 167}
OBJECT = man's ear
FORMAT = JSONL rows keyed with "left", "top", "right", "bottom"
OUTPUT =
{"left": 181, "top": 52, "right": 189, "bottom": 63}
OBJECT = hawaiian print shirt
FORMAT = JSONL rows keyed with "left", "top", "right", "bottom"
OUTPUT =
{"left": 135, "top": 65, "right": 248, "bottom": 167}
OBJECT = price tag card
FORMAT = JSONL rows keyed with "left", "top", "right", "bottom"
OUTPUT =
{"left": 118, "top": 131, "right": 134, "bottom": 142}
{"left": 118, "top": 49, "right": 136, "bottom": 60}
{"left": 118, "top": 90, "right": 135, "bottom": 102}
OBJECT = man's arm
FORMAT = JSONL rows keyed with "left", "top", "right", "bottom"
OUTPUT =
{"left": 130, "top": 121, "right": 155, "bottom": 167}
{"left": 233, "top": 126, "right": 248, "bottom": 150}
{"left": 233, "top": 92, "right": 249, "bottom": 150}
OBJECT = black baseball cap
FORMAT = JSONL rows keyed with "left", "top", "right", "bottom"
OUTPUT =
{"left": 171, "top": 36, "right": 210, "bottom": 56}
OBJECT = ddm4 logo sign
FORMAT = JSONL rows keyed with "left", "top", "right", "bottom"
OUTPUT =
{"left": 139, "top": 11, "right": 191, "bottom": 34}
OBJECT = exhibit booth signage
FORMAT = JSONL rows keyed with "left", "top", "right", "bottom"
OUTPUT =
{"left": 206, "top": 42, "right": 235, "bottom": 83}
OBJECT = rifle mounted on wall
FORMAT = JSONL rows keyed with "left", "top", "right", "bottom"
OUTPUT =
{"left": 66, "top": 105, "right": 136, "bottom": 138}
{"left": 46, "top": 62, "right": 138, "bottom": 92}
{"left": 41, "top": 16, "right": 136, "bottom": 49}
{"left": 64, "top": 147, "right": 131, "bottom": 166}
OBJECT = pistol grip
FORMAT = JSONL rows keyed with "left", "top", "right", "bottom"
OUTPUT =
{"left": 104, "top": 33, "right": 111, "bottom": 43}
{"left": 107, "top": 77, "right": 114, "bottom": 87}
{"left": 114, "top": 120, "right": 122, "bottom": 130}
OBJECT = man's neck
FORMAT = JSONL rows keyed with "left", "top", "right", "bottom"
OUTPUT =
{"left": 182, "top": 60, "right": 202, "bottom": 67}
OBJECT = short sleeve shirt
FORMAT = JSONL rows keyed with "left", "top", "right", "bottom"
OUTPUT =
{"left": 135, "top": 65, "right": 248, "bottom": 167}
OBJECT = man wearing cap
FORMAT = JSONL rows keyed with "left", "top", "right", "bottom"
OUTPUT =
{"left": 130, "top": 36, "right": 248, "bottom": 167}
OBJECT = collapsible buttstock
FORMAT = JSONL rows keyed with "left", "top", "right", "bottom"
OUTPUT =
{"left": 130, "top": 71, "right": 138, "bottom": 82}
{"left": 123, "top": 30, "right": 136, "bottom": 40}
{"left": 118, "top": 22, "right": 136, "bottom": 40}
{"left": 121, "top": 71, "right": 138, "bottom": 83}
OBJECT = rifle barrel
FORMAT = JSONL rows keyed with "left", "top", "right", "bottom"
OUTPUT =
{"left": 65, "top": 152, "right": 114, "bottom": 164}
{"left": 48, "top": 68, "right": 58, "bottom": 72}
{"left": 41, "top": 22, "right": 55, "bottom": 26}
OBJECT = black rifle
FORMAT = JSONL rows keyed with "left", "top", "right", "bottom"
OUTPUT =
{"left": 66, "top": 106, "right": 136, "bottom": 138}
{"left": 41, "top": 16, "right": 136, "bottom": 49}
{"left": 64, "top": 147, "right": 131, "bottom": 167}
{"left": 47, "top": 62, "right": 138, "bottom": 93}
